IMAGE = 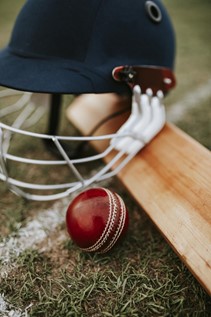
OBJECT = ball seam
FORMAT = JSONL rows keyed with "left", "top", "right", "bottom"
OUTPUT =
{"left": 100, "top": 193, "right": 127, "bottom": 253}
{"left": 81, "top": 188, "right": 117, "bottom": 252}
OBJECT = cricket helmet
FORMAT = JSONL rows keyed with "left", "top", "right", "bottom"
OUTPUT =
{"left": 0, "top": 0, "right": 176, "bottom": 201}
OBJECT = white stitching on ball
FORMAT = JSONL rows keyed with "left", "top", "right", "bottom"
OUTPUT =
{"left": 82, "top": 188, "right": 117, "bottom": 252}
{"left": 101, "top": 193, "right": 126, "bottom": 253}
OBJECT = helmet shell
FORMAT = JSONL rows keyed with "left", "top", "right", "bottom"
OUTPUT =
{"left": 0, "top": 0, "right": 176, "bottom": 94}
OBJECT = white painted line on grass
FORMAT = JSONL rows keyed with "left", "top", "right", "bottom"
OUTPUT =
{"left": 0, "top": 293, "right": 32, "bottom": 317}
{"left": 167, "top": 78, "right": 211, "bottom": 123}
{"left": 0, "top": 198, "right": 68, "bottom": 316}
{"left": 0, "top": 198, "right": 69, "bottom": 278}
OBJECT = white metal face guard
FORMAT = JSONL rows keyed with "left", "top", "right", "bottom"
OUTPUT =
{"left": 0, "top": 86, "right": 165, "bottom": 201}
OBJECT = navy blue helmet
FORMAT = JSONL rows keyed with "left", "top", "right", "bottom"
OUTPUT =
{"left": 0, "top": 0, "right": 176, "bottom": 94}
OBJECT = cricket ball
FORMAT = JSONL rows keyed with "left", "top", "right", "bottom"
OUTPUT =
{"left": 66, "top": 187, "right": 129, "bottom": 253}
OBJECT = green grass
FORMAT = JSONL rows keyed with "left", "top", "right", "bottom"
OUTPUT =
{"left": 164, "top": 0, "right": 211, "bottom": 104}
{"left": 0, "top": 0, "right": 211, "bottom": 316}
{"left": 1, "top": 218, "right": 210, "bottom": 317}
{"left": 0, "top": 0, "right": 25, "bottom": 47}
{"left": 176, "top": 97, "right": 211, "bottom": 149}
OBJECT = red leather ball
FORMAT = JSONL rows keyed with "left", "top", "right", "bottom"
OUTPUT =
{"left": 66, "top": 187, "right": 129, "bottom": 253}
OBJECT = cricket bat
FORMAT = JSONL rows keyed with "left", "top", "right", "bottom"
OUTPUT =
{"left": 66, "top": 93, "right": 211, "bottom": 295}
